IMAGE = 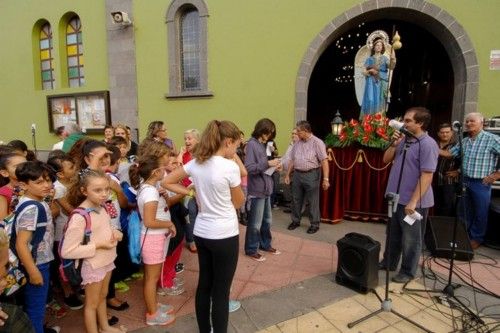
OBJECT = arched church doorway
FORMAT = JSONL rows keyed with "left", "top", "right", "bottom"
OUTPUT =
{"left": 308, "top": 19, "right": 453, "bottom": 140}
{"left": 295, "top": 1, "right": 479, "bottom": 141}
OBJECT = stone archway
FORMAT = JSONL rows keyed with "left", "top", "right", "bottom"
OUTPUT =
{"left": 295, "top": 0, "right": 478, "bottom": 123}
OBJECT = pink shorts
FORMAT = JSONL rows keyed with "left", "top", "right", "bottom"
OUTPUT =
{"left": 141, "top": 233, "right": 170, "bottom": 265}
{"left": 81, "top": 261, "right": 115, "bottom": 286}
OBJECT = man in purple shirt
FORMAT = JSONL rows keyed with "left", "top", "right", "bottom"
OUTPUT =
{"left": 379, "top": 107, "right": 439, "bottom": 283}
{"left": 284, "top": 121, "right": 329, "bottom": 234}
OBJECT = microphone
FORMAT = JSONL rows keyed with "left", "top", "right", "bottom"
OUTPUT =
{"left": 452, "top": 121, "right": 462, "bottom": 132}
{"left": 388, "top": 119, "right": 416, "bottom": 138}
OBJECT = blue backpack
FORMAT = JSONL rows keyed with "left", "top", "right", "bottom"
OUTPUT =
{"left": 128, "top": 210, "right": 149, "bottom": 264}
{"left": 1, "top": 200, "right": 47, "bottom": 296}
{"left": 58, "top": 207, "right": 93, "bottom": 287}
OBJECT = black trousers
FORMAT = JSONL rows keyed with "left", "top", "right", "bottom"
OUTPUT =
{"left": 194, "top": 234, "right": 239, "bottom": 333}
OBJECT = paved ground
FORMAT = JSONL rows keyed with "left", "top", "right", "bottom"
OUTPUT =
{"left": 53, "top": 208, "right": 500, "bottom": 332}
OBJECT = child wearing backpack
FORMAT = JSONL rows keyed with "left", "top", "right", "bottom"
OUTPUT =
{"left": 46, "top": 154, "right": 84, "bottom": 311}
{"left": 61, "top": 169, "right": 124, "bottom": 333}
{"left": 0, "top": 228, "right": 35, "bottom": 333}
{"left": 129, "top": 154, "right": 176, "bottom": 326}
{"left": 0, "top": 152, "right": 27, "bottom": 220}
{"left": 13, "top": 161, "right": 55, "bottom": 333}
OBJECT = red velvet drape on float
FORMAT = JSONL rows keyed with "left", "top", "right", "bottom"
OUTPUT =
{"left": 320, "top": 145, "right": 392, "bottom": 224}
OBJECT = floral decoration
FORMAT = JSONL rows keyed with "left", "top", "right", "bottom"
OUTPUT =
{"left": 325, "top": 112, "right": 395, "bottom": 150}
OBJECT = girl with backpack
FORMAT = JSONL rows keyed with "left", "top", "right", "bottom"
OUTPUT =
{"left": 61, "top": 169, "right": 125, "bottom": 333}
{"left": 129, "top": 154, "right": 176, "bottom": 326}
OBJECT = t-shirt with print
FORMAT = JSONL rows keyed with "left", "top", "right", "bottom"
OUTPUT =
{"left": 137, "top": 183, "right": 171, "bottom": 235}
{"left": 15, "top": 197, "right": 54, "bottom": 265}
{"left": 53, "top": 180, "right": 69, "bottom": 242}
{"left": 183, "top": 156, "right": 240, "bottom": 240}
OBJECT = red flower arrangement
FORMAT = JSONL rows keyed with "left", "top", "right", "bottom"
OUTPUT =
{"left": 325, "top": 112, "right": 395, "bottom": 150}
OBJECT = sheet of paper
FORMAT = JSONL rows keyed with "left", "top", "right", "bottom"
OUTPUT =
{"left": 264, "top": 166, "right": 276, "bottom": 176}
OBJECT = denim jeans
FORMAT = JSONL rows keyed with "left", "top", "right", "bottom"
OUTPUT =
{"left": 24, "top": 262, "right": 50, "bottom": 333}
{"left": 381, "top": 204, "right": 428, "bottom": 278}
{"left": 464, "top": 177, "right": 491, "bottom": 243}
{"left": 245, "top": 196, "right": 272, "bottom": 255}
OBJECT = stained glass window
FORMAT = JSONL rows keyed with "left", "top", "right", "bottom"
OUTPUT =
{"left": 66, "top": 16, "right": 84, "bottom": 87}
{"left": 180, "top": 10, "right": 200, "bottom": 91}
{"left": 40, "top": 23, "right": 55, "bottom": 90}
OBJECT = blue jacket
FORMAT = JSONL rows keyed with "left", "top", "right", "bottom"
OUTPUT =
{"left": 244, "top": 137, "right": 273, "bottom": 197}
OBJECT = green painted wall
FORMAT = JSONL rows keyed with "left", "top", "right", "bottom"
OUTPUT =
{"left": 1, "top": 0, "right": 499, "bottom": 152}
{"left": 0, "top": 0, "right": 109, "bottom": 149}
{"left": 134, "top": 0, "right": 500, "bottom": 152}
{"left": 436, "top": 0, "right": 500, "bottom": 117}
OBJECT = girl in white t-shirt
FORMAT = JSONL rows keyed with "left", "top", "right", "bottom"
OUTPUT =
{"left": 129, "top": 154, "right": 176, "bottom": 326}
{"left": 162, "top": 120, "right": 246, "bottom": 333}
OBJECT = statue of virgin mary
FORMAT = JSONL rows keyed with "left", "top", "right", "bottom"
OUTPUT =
{"left": 354, "top": 30, "right": 396, "bottom": 117}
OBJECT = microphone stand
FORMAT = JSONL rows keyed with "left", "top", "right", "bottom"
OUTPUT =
{"left": 403, "top": 124, "right": 484, "bottom": 324}
{"left": 348, "top": 138, "right": 431, "bottom": 332}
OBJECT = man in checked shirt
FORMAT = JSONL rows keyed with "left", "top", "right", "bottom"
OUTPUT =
{"left": 441, "top": 112, "right": 500, "bottom": 249}
{"left": 284, "top": 121, "right": 329, "bottom": 234}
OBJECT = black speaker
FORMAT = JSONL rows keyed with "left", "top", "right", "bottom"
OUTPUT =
{"left": 425, "top": 216, "right": 474, "bottom": 261}
{"left": 336, "top": 233, "right": 380, "bottom": 293}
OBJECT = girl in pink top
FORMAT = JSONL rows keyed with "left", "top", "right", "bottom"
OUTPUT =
{"left": 62, "top": 169, "right": 124, "bottom": 333}
{"left": 0, "top": 152, "right": 26, "bottom": 220}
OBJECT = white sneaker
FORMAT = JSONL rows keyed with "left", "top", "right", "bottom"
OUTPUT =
{"left": 173, "top": 276, "right": 185, "bottom": 286}
{"left": 158, "top": 302, "right": 174, "bottom": 314}
{"left": 146, "top": 309, "right": 175, "bottom": 326}
{"left": 228, "top": 300, "right": 241, "bottom": 312}
{"left": 157, "top": 284, "right": 185, "bottom": 296}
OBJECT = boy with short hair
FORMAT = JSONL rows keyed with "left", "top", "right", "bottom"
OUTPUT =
{"left": 14, "top": 161, "right": 55, "bottom": 333}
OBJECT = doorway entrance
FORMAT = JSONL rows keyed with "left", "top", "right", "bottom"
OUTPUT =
{"left": 295, "top": 1, "right": 478, "bottom": 140}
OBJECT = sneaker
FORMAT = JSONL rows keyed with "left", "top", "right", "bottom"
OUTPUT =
{"left": 391, "top": 273, "right": 413, "bottom": 284}
{"left": 146, "top": 309, "right": 175, "bottom": 326}
{"left": 228, "top": 300, "right": 241, "bottom": 313}
{"left": 63, "top": 294, "right": 84, "bottom": 310}
{"left": 175, "top": 263, "right": 184, "bottom": 274}
{"left": 157, "top": 284, "right": 185, "bottom": 296}
{"left": 247, "top": 253, "right": 266, "bottom": 262}
{"left": 44, "top": 326, "right": 61, "bottom": 333}
{"left": 158, "top": 303, "right": 175, "bottom": 314}
{"left": 131, "top": 271, "right": 144, "bottom": 280}
{"left": 173, "top": 276, "right": 185, "bottom": 286}
{"left": 262, "top": 247, "right": 281, "bottom": 255}
{"left": 287, "top": 222, "right": 300, "bottom": 230}
{"left": 46, "top": 300, "right": 68, "bottom": 319}
{"left": 114, "top": 281, "right": 130, "bottom": 293}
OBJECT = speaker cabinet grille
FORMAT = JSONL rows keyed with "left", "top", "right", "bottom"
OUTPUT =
{"left": 425, "top": 216, "right": 474, "bottom": 261}
{"left": 336, "top": 233, "right": 380, "bottom": 293}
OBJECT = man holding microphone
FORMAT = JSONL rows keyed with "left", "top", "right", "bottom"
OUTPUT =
{"left": 380, "top": 107, "right": 439, "bottom": 283}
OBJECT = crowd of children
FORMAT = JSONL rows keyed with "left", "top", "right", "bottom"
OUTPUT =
{"left": 0, "top": 118, "right": 287, "bottom": 333}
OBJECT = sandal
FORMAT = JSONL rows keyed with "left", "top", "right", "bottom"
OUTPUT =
{"left": 188, "top": 243, "right": 197, "bottom": 253}
{"left": 108, "top": 314, "right": 119, "bottom": 326}
{"left": 107, "top": 300, "right": 130, "bottom": 311}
